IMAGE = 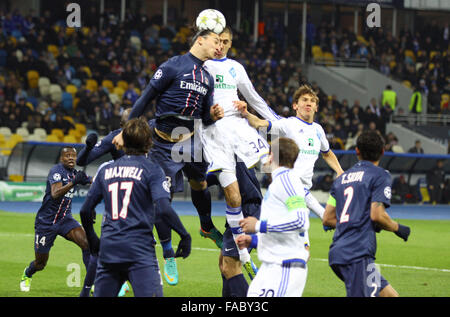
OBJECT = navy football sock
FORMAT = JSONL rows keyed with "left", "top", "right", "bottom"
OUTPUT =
{"left": 191, "top": 188, "right": 214, "bottom": 231}
{"left": 25, "top": 261, "right": 36, "bottom": 278}
{"left": 227, "top": 274, "right": 249, "bottom": 297}
{"left": 79, "top": 254, "right": 98, "bottom": 297}
{"left": 161, "top": 240, "right": 175, "bottom": 259}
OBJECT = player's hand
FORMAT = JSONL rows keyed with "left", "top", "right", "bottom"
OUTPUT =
{"left": 175, "top": 234, "right": 192, "bottom": 259}
{"left": 233, "top": 100, "right": 248, "bottom": 117}
{"left": 394, "top": 223, "right": 410, "bottom": 242}
{"left": 112, "top": 131, "right": 124, "bottom": 150}
{"left": 323, "top": 225, "right": 334, "bottom": 232}
{"left": 73, "top": 171, "right": 90, "bottom": 186}
{"left": 235, "top": 235, "right": 251, "bottom": 250}
{"left": 85, "top": 133, "right": 98, "bottom": 150}
{"left": 210, "top": 104, "right": 224, "bottom": 121}
{"left": 239, "top": 216, "right": 258, "bottom": 233}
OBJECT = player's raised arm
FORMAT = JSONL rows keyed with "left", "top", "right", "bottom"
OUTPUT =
{"left": 321, "top": 150, "right": 344, "bottom": 177}
{"left": 234, "top": 100, "right": 269, "bottom": 129}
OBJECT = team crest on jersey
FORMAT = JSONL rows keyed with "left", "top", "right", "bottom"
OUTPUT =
{"left": 384, "top": 186, "right": 392, "bottom": 199}
{"left": 229, "top": 67, "right": 236, "bottom": 78}
{"left": 153, "top": 69, "right": 163, "bottom": 80}
{"left": 53, "top": 173, "right": 61, "bottom": 181}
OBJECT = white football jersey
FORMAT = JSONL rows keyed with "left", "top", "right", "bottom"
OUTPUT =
{"left": 204, "top": 57, "right": 279, "bottom": 121}
{"left": 269, "top": 117, "right": 330, "bottom": 189}
{"left": 257, "top": 167, "right": 310, "bottom": 265}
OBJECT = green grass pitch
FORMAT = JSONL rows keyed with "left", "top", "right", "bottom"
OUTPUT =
{"left": 1, "top": 210, "right": 449, "bottom": 297}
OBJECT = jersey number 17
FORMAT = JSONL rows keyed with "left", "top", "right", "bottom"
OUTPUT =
{"left": 108, "top": 181, "right": 134, "bottom": 220}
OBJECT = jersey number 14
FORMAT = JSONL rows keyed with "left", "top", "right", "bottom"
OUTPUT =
{"left": 108, "top": 181, "right": 134, "bottom": 220}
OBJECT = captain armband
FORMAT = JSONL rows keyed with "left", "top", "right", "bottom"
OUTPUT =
{"left": 285, "top": 195, "right": 307, "bottom": 212}
{"left": 327, "top": 195, "right": 336, "bottom": 207}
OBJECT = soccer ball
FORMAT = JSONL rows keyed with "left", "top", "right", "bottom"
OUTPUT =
{"left": 196, "top": 9, "right": 226, "bottom": 34}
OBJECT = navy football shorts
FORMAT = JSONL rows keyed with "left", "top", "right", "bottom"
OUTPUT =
{"left": 330, "top": 257, "right": 390, "bottom": 297}
{"left": 150, "top": 135, "right": 208, "bottom": 193}
{"left": 94, "top": 256, "right": 163, "bottom": 297}
{"left": 222, "top": 202, "right": 261, "bottom": 258}
{"left": 34, "top": 215, "right": 81, "bottom": 253}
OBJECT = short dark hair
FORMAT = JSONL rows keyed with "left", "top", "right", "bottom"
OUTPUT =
{"left": 190, "top": 29, "right": 216, "bottom": 47}
{"left": 356, "top": 131, "right": 385, "bottom": 162}
{"left": 221, "top": 26, "right": 233, "bottom": 39}
{"left": 271, "top": 137, "right": 299, "bottom": 169}
{"left": 122, "top": 117, "right": 152, "bottom": 155}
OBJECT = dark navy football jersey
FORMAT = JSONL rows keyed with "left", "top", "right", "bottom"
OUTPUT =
{"left": 76, "top": 129, "right": 124, "bottom": 166}
{"left": 82, "top": 155, "right": 171, "bottom": 264}
{"left": 35, "top": 163, "right": 77, "bottom": 227}
{"left": 328, "top": 160, "right": 392, "bottom": 265}
{"left": 130, "top": 52, "right": 215, "bottom": 134}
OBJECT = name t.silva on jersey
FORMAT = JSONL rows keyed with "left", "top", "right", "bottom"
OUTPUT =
{"left": 104, "top": 166, "right": 143, "bottom": 181}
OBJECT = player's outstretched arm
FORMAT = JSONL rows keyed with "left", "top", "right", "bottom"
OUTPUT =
{"left": 234, "top": 101, "right": 269, "bottom": 129}
{"left": 370, "top": 202, "right": 410, "bottom": 241}
{"left": 76, "top": 133, "right": 98, "bottom": 166}
{"left": 321, "top": 150, "right": 344, "bottom": 177}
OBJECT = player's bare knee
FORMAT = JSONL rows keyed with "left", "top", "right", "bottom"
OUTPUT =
{"left": 222, "top": 256, "right": 242, "bottom": 279}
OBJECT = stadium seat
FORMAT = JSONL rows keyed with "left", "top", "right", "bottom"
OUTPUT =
{"left": 75, "top": 123, "right": 86, "bottom": 136}
{"left": 428, "top": 63, "right": 435, "bottom": 70}
{"left": 81, "top": 27, "right": 90, "bottom": 36}
{"left": 27, "top": 70, "right": 39, "bottom": 89}
{"left": 33, "top": 128, "right": 47, "bottom": 138}
{"left": 27, "top": 133, "right": 45, "bottom": 142}
{"left": 389, "top": 60, "right": 397, "bottom": 69}
{"left": 117, "top": 80, "right": 128, "bottom": 91}
{"left": 51, "top": 129, "right": 64, "bottom": 141}
{"left": 63, "top": 135, "right": 78, "bottom": 144}
{"left": 0, "top": 127, "right": 12, "bottom": 138}
{"left": 68, "top": 129, "right": 82, "bottom": 142}
{"left": 49, "top": 84, "right": 63, "bottom": 102}
{"left": 46, "top": 134, "right": 60, "bottom": 143}
{"left": 404, "top": 49, "right": 415, "bottom": 62}
{"left": 66, "top": 84, "right": 78, "bottom": 97}
{"left": 66, "top": 27, "right": 76, "bottom": 36}
{"left": 86, "top": 79, "right": 98, "bottom": 91}
{"left": 130, "top": 36, "right": 142, "bottom": 50}
{"left": 102, "top": 79, "right": 114, "bottom": 92}
{"left": 113, "top": 87, "right": 125, "bottom": 98}
{"left": 47, "top": 44, "right": 59, "bottom": 58}
{"left": 61, "top": 92, "right": 73, "bottom": 112}
{"left": 430, "top": 51, "right": 439, "bottom": 60}
{"left": 16, "top": 127, "right": 30, "bottom": 139}
{"left": 312, "top": 45, "right": 323, "bottom": 58}
{"left": 322, "top": 52, "right": 336, "bottom": 66}
{"left": 402, "top": 80, "right": 412, "bottom": 88}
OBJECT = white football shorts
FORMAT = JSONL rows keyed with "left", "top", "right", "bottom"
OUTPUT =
{"left": 201, "top": 116, "right": 269, "bottom": 173}
{"left": 247, "top": 262, "right": 308, "bottom": 297}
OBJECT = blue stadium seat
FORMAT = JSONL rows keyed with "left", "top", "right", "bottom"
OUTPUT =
{"left": 61, "top": 92, "right": 73, "bottom": 112}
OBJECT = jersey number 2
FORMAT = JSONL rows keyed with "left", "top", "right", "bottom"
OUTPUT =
{"left": 108, "top": 181, "right": 134, "bottom": 220}
{"left": 339, "top": 186, "right": 353, "bottom": 223}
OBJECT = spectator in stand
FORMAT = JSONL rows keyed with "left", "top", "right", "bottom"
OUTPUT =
{"left": 392, "top": 175, "right": 413, "bottom": 204}
{"left": 408, "top": 140, "right": 424, "bottom": 154}
{"left": 427, "top": 84, "right": 442, "bottom": 114}
{"left": 426, "top": 160, "right": 446, "bottom": 205}
{"left": 53, "top": 113, "right": 75, "bottom": 134}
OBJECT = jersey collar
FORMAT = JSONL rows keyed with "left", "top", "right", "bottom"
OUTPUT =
{"left": 272, "top": 166, "right": 290, "bottom": 179}
{"left": 187, "top": 52, "right": 204, "bottom": 65}
{"left": 212, "top": 56, "right": 228, "bottom": 62}
{"left": 294, "top": 116, "right": 313, "bottom": 125}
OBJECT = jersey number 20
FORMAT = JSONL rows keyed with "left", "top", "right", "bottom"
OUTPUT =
{"left": 108, "top": 181, "right": 134, "bottom": 220}
{"left": 339, "top": 186, "right": 353, "bottom": 223}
